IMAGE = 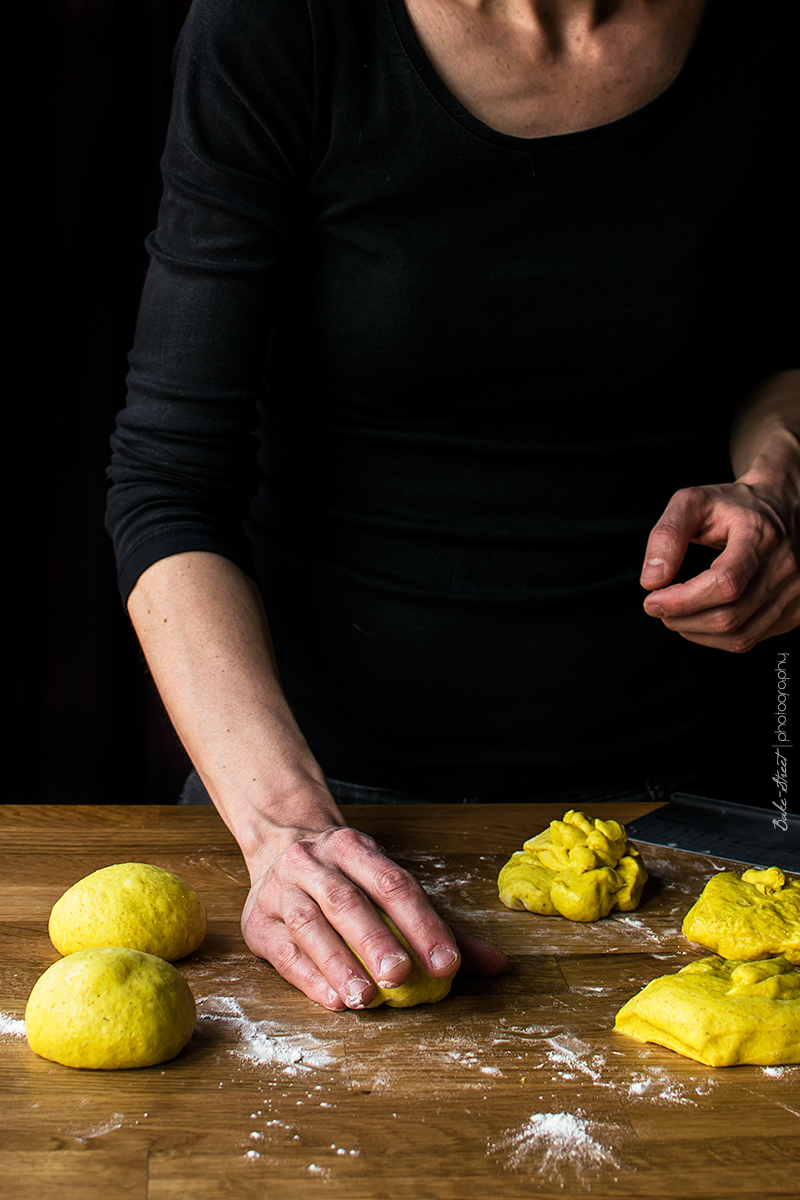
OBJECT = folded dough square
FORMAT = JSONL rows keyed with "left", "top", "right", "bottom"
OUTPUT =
{"left": 497, "top": 809, "right": 648, "bottom": 921}
{"left": 682, "top": 867, "right": 800, "bottom": 964}
{"left": 614, "top": 955, "right": 800, "bottom": 1067}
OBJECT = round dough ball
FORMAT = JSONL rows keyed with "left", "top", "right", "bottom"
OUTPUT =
{"left": 25, "top": 947, "right": 197, "bottom": 1069}
{"left": 49, "top": 862, "right": 206, "bottom": 961}
{"left": 356, "top": 914, "right": 454, "bottom": 1008}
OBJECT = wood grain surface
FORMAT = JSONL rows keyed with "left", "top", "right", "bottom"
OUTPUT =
{"left": 0, "top": 802, "right": 798, "bottom": 1200}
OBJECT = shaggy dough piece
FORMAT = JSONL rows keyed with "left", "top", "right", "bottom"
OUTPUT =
{"left": 26, "top": 947, "right": 197, "bottom": 1069}
{"left": 615, "top": 955, "right": 800, "bottom": 1067}
{"left": 49, "top": 862, "right": 207, "bottom": 961}
{"left": 354, "top": 914, "right": 454, "bottom": 1008}
{"left": 498, "top": 809, "right": 648, "bottom": 921}
{"left": 682, "top": 867, "right": 800, "bottom": 964}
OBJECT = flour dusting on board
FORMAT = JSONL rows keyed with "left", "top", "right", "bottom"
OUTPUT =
{"left": 197, "top": 996, "right": 338, "bottom": 1074}
{"left": 626, "top": 1066, "right": 712, "bottom": 1103}
{"left": 533, "top": 1030, "right": 709, "bottom": 1105}
{"left": 490, "top": 1111, "right": 620, "bottom": 1184}
{"left": 397, "top": 851, "right": 479, "bottom": 910}
{"left": 544, "top": 1033, "right": 608, "bottom": 1083}
{"left": 0, "top": 1012, "right": 26, "bottom": 1036}
{"left": 69, "top": 1114, "right": 126, "bottom": 1141}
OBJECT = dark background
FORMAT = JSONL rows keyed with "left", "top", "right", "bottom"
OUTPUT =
{"left": 11, "top": 0, "right": 792, "bottom": 809}
{"left": 14, "top": 0, "right": 194, "bottom": 807}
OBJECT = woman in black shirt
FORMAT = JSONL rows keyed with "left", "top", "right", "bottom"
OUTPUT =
{"left": 107, "top": 0, "right": 799, "bottom": 1007}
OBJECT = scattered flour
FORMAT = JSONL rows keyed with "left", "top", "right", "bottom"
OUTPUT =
{"left": 621, "top": 1048, "right": 718, "bottom": 1102}
{"left": 0, "top": 1012, "right": 26, "bottom": 1037}
{"left": 626, "top": 1069, "right": 695, "bottom": 1104}
{"left": 544, "top": 1034, "right": 608, "bottom": 1084}
{"left": 609, "top": 914, "right": 681, "bottom": 942}
{"left": 69, "top": 1114, "right": 125, "bottom": 1140}
{"left": 197, "top": 995, "right": 338, "bottom": 1075}
{"left": 348, "top": 1030, "right": 507, "bottom": 1091}
{"left": 398, "top": 852, "right": 477, "bottom": 907}
{"left": 490, "top": 1111, "right": 620, "bottom": 1185}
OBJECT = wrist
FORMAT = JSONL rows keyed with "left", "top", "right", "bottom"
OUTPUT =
{"left": 736, "top": 423, "right": 800, "bottom": 525}
{"left": 215, "top": 771, "right": 347, "bottom": 884}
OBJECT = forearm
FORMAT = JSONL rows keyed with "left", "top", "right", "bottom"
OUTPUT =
{"left": 126, "top": 551, "right": 346, "bottom": 879}
{"left": 730, "top": 369, "right": 800, "bottom": 512}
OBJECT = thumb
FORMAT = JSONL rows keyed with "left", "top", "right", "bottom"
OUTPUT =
{"left": 452, "top": 929, "right": 508, "bottom": 976}
{"left": 640, "top": 488, "right": 706, "bottom": 591}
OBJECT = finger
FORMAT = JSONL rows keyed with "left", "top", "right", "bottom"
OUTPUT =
{"left": 651, "top": 558, "right": 771, "bottom": 638}
{"left": 670, "top": 589, "right": 800, "bottom": 653}
{"left": 311, "top": 828, "right": 461, "bottom": 979}
{"left": 452, "top": 929, "right": 508, "bottom": 976}
{"left": 243, "top": 860, "right": 382, "bottom": 1008}
{"left": 643, "top": 520, "right": 766, "bottom": 619}
{"left": 241, "top": 900, "right": 347, "bottom": 1010}
{"left": 283, "top": 887, "right": 390, "bottom": 1009}
{"left": 640, "top": 488, "right": 707, "bottom": 591}
{"left": 280, "top": 835, "right": 415, "bottom": 990}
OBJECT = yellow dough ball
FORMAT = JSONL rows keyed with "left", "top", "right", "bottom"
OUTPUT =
{"left": 25, "top": 947, "right": 197, "bottom": 1069}
{"left": 498, "top": 810, "right": 648, "bottom": 921}
{"left": 354, "top": 914, "right": 454, "bottom": 1008}
{"left": 614, "top": 955, "right": 800, "bottom": 1067}
{"left": 49, "top": 862, "right": 207, "bottom": 961}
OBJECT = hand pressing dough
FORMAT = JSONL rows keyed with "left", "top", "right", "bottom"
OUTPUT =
{"left": 614, "top": 955, "right": 800, "bottom": 1067}
{"left": 49, "top": 862, "right": 207, "bottom": 961}
{"left": 498, "top": 809, "right": 648, "bottom": 921}
{"left": 682, "top": 867, "right": 800, "bottom": 964}
{"left": 26, "top": 947, "right": 197, "bottom": 1069}
{"left": 354, "top": 914, "right": 454, "bottom": 1008}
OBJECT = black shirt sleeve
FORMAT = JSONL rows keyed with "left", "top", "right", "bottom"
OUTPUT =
{"left": 106, "top": 0, "right": 316, "bottom": 602}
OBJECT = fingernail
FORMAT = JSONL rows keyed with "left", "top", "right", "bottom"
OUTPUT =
{"left": 430, "top": 945, "right": 458, "bottom": 971}
{"left": 377, "top": 952, "right": 409, "bottom": 986}
{"left": 641, "top": 558, "right": 665, "bottom": 582}
{"left": 325, "top": 987, "right": 341, "bottom": 1008}
{"left": 344, "top": 977, "right": 371, "bottom": 1007}
{"left": 645, "top": 602, "right": 665, "bottom": 617}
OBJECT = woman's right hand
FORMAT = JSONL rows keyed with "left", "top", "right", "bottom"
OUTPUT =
{"left": 127, "top": 551, "right": 505, "bottom": 1007}
{"left": 241, "top": 823, "right": 463, "bottom": 1009}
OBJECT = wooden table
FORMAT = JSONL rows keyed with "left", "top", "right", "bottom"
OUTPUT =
{"left": 1, "top": 803, "right": 798, "bottom": 1199}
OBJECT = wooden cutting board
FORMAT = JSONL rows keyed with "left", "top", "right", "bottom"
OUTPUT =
{"left": 0, "top": 802, "right": 798, "bottom": 1199}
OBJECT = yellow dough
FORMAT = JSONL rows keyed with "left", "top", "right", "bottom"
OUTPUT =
{"left": 614, "top": 955, "right": 800, "bottom": 1067}
{"left": 25, "top": 947, "right": 197, "bottom": 1069}
{"left": 497, "top": 809, "right": 648, "bottom": 921}
{"left": 682, "top": 867, "right": 800, "bottom": 964}
{"left": 49, "top": 862, "right": 207, "bottom": 961}
{"left": 354, "top": 914, "right": 454, "bottom": 1008}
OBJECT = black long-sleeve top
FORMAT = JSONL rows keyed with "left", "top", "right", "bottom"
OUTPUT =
{"left": 107, "top": 0, "right": 797, "bottom": 796}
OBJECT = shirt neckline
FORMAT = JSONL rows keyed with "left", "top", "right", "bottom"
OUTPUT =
{"left": 385, "top": 0, "right": 715, "bottom": 153}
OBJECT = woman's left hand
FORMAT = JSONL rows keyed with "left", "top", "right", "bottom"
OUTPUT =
{"left": 640, "top": 479, "right": 800, "bottom": 652}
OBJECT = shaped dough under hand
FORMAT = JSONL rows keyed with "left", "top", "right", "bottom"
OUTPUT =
{"left": 682, "top": 867, "right": 800, "bottom": 965}
{"left": 614, "top": 955, "right": 800, "bottom": 1067}
{"left": 497, "top": 809, "right": 648, "bottom": 921}
{"left": 352, "top": 914, "right": 454, "bottom": 1008}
